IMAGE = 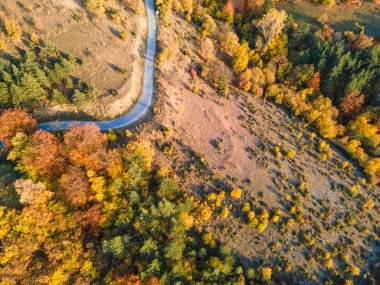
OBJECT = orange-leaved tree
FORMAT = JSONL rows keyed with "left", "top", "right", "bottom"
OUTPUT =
{"left": 0, "top": 109, "right": 37, "bottom": 148}
{"left": 64, "top": 123, "right": 108, "bottom": 172}
{"left": 23, "top": 130, "right": 66, "bottom": 179}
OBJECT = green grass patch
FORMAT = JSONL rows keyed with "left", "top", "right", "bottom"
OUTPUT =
{"left": 277, "top": 1, "right": 380, "bottom": 39}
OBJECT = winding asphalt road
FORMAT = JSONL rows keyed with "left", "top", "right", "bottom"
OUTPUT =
{"left": 39, "top": 0, "right": 157, "bottom": 131}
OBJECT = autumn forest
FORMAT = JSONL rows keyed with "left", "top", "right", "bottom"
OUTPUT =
{"left": 0, "top": 0, "right": 379, "bottom": 284}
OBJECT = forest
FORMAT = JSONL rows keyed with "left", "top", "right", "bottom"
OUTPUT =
{"left": 0, "top": 110, "right": 266, "bottom": 284}
{"left": 0, "top": 0, "right": 379, "bottom": 284}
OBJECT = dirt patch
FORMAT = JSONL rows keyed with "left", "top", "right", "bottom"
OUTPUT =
{"left": 58, "top": 0, "right": 81, "bottom": 9}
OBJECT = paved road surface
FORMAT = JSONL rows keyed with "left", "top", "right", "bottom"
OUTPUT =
{"left": 39, "top": 0, "right": 157, "bottom": 131}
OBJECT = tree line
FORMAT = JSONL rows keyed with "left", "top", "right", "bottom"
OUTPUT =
{"left": 0, "top": 39, "right": 98, "bottom": 111}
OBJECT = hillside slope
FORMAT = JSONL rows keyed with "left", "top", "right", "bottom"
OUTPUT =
{"left": 0, "top": 0, "right": 146, "bottom": 120}
{"left": 141, "top": 11, "right": 380, "bottom": 283}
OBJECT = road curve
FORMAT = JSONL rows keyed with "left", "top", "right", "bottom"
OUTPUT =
{"left": 39, "top": 0, "right": 157, "bottom": 131}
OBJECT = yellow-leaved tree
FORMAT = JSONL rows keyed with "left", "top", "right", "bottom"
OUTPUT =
{"left": 0, "top": 179, "right": 96, "bottom": 285}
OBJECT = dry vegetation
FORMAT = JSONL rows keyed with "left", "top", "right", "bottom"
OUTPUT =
{"left": 138, "top": 8, "right": 380, "bottom": 283}
{"left": 0, "top": 0, "right": 146, "bottom": 120}
{"left": 0, "top": 0, "right": 379, "bottom": 284}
